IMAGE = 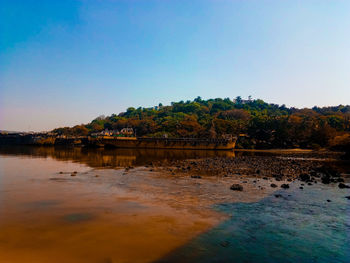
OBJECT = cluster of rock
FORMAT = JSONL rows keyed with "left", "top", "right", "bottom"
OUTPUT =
{"left": 152, "top": 156, "right": 322, "bottom": 179}
{"left": 298, "top": 166, "right": 349, "bottom": 189}
{"left": 146, "top": 155, "right": 350, "bottom": 193}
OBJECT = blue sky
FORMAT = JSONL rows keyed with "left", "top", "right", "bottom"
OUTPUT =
{"left": 1, "top": 0, "right": 350, "bottom": 131}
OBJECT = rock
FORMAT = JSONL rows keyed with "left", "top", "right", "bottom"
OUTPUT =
{"left": 337, "top": 178, "right": 345, "bottom": 183}
{"left": 273, "top": 174, "right": 283, "bottom": 181}
{"left": 327, "top": 199, "right": 331, "bottom": 202}
{"left": 70, "top": 173, "right": 76, "bottom": 176}
{"left": 321, "top": 176, "right": 331, "bottom": 184}
{"left": 307, "top": 182, "right": 313, "bottom": 186}
{"left": 310, "top": 171, "right": 317, "bottom": 177}
{"left": 191, "top": 175, "right": 202, "bottom": 179}
{"left": 230, "top": 184, "right": 243, "bottom": 191}
{"left": 220, "top": 241, "right": 230, "bottom": 247}
{"left": 59, "top": 171, "right": 63, "bottom": 174}
{"left": 313, "top": 173, "right": 321, "bottom": 178}
{"left": 95, "top": 175, "right": 99, "bottom": 177}
{"left": 270, "top": 183, "right": 278, "bottom": 188}
{"left": 281, "top": 184, "right": 289, "bottom": 189}
{"left": 263, "top": 177, "right": 268, "bottom": 180}
{"left": 299, "top": 173, "right": 310, "bottom": 182}
{"left": 299, "top": 187, "right": 304, "bottom": 189}
{"left": 287, "top": 179, "right": 292, "bottom": 182}
{"left": 315, "top": 166, "right": 339, "bottom": 177}
{"left": 338, "top": 183, "right": 350, "bottom": 189}
{"left": 274, "top": 194, "right": 282, "bottom": 198}
{"left": 345, "top": 196, "right": 350, "bottom": 200}
{"left": 73, "top": 171, "right": 77, "bottom": 174}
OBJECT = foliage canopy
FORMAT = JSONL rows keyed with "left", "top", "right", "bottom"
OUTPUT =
{"left": 53, "top": 97, "right": 350, "bottom": 149}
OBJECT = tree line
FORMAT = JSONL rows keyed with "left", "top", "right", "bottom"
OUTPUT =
{"left": 53, "top": 96, "right": 350, "bottom": 149}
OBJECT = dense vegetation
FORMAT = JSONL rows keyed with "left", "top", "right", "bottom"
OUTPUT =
{"left": 53, "top": 97, "right": 350, "bottom": 149}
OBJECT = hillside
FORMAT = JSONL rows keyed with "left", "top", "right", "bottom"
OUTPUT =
{"left": 53, "top": 97, "right": 350, "bottom": 149}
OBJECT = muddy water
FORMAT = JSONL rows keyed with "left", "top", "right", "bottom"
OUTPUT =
{"left": 0, "top": 157, "right": 213, "bottom": 262}
{"left": 0, "top": 146, "right": 270, "bottom": 263}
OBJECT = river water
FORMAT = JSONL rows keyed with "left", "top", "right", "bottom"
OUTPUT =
{"left": 0, "top": 146, "right": 349, "bottom": 263}
{"left": 157, "top": 183, "right": 350, "bottom": 263}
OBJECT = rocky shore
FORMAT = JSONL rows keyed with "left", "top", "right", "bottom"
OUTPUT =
{"left": 143, "top": 152, "right": 350, "bottom": 193}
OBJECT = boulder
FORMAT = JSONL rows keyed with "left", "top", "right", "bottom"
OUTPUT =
{"left": 230, "top": 184, "right": 243, "bottom": 191}
{"left": 338, "top": 183, "right": 350, "bottom": 189}
{"left": 321, "top": 176, "right": 331, "bottom": 184}
{"left": 281, "top": 184, "right": 289, "bottom": 189}
{"left": 299, "top": 173, "right": 310, "bottom": 182}
{"left": 270, "top": 183, "right": 278, "bottom": 188}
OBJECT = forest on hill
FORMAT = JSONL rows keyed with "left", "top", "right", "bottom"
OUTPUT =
{"left": 53, "top": 97, "right": 350, "bottom": 150}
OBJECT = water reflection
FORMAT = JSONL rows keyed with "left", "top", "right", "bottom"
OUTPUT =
{"left": 0, "top": 151, "right": 224, "bottom": 263}
{"left": 0, "top": 146, "right": 235, "bottom": 168}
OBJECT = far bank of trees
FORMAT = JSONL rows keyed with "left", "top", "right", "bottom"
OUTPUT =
{"left": 53, "top": 97, "right": 350, "bottom": 149}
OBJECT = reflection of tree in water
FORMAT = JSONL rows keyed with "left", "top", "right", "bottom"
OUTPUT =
{"left": 0, "top": 146, "right": 235, "bottom": 168}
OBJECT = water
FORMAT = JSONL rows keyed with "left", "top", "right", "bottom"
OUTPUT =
{"left": 158, "top": 184, "right": 350, "bottom": 263}
{"left": 0, "top": 146, "right": 229, "bottom": 263}
{"left": 0, "top": 146, "right": 349, "bottom": 263}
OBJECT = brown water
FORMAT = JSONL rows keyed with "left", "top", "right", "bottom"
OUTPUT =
{"left": 0, "top": 146, "right": 248, "bottom": 263}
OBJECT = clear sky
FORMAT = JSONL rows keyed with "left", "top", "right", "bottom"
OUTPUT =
{"left": 1, "top": 0, "right": 350, "bottom": 132}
